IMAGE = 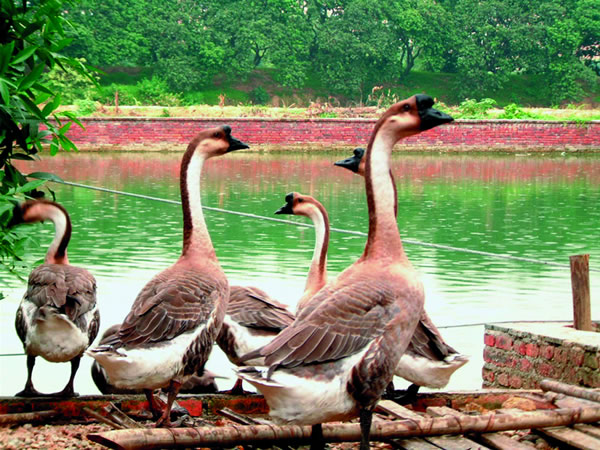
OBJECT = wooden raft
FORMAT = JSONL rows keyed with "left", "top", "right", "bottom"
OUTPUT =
{"left": 82, "top": 379, "right": 600, "bottom": 449}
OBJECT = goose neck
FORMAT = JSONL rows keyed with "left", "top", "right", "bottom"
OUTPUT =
{"left": 362, "top": 135, "right": 405, "bottom": 261}
{"left": 45, "top": 206, "right": 70, "bottom": 265}
{"left": 303, "top": 207, "right": 329, "bottom": 295}
{"left": 181, "top": 151, "right": 217, "bottom": 259}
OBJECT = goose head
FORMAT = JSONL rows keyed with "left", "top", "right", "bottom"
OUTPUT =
{"left": 274, "top": 192, "right": 322, "bottom": 218}
{"left": 334, "top": 147, "right": 366, "bottom": 175}
{"left": 8, "top": 199, "right": 67, "bottom": 227}
{"left": 191, "top": 125, "right": 249, "bottom": 159}
{"left": 371, "top": 94, "right": 453, "bottom": 144}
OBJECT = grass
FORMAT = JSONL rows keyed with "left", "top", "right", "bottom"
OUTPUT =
{"left": 75, "top": 67, "right": 599, "bottom": 119}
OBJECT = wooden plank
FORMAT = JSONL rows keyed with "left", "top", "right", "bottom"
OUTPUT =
{"left": 387, "top": 437, "right": 440, "bottom": 449}
{"left": 376, "top": 400, "right": 423, "bottom": 420}
{"left": 570, "top": 254, "right": 592, "bottom": 331}
{"left": 474, "top": 432, "right": 537, "bottom": 450}
{"left": 574, "top": 423, "right": 600, "bottom": 439}
{"left": 425, "top": 435, "right": 490, "bottom": 449}
{"left": 537, "top": 426, "right": 600, "bottom": 450}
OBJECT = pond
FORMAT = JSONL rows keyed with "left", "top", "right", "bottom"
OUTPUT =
{"left": 1, "top": 149, "right": 599, "bottom": 396}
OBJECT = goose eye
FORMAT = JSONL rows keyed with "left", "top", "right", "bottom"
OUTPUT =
{"left": 213, "top": 132, "right": 220, "bottom": 138}
{"left": 403, "top": 104, "right": 411, "bottom": 112}
{"left": 298, "top": 198, "right": 304, "bottom": 203}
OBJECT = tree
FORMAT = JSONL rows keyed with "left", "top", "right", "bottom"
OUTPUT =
{"left": 0, "top": 0, "right": 92, "bottom": 281}
{"left": 205, "top": 0, "right": 312, "bottom": 88}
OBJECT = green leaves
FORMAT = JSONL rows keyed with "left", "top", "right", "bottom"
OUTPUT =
{"left": 1, "top": 0, "right": 95, "bottom": 281}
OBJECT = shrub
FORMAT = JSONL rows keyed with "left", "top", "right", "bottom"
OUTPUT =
{"left": 74, "top": 99, "right": 97, "bottom": 116}
{"left": 498, "top": 103, "right": 534, "bottom": 119}
{"left": 250, "top": 87, "right": 270, "bottom": 105}
{"left": 134, "top": 77, "right": 181, "bottom": 106}
{"left": 457, "top": 98, "right": 497, "bottom": 118}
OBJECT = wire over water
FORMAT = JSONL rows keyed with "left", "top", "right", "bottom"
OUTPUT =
{"left": 46, "top": 179, "right": 599, "bottom": 273}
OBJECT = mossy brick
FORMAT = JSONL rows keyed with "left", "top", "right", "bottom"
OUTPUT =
{"left": 495, "top": 334, "right": 513, "bottom": 350}
{"left": 497, "top": 372, "right": 510, "bottom": 387}
{"left": 536, "top": 362, "right": 555, "bottom": 377}
{"left": 509, "top": 375, "right": 523, "bottom": 389}
{"left": 540, "top": 344, "right": 554, "bottom": 360}
{"left": 484, "top": 333, "right": 496, "bottom": 347}
{"left": 584, "top": 352, "right": 599, "bottom": 369}
{"left": 553, "top": 347, "right": 569, "bottom": 364}
{"left": 519, "top": 358, "right": 534, "bottom": 372}
{"left": 569, "top": 346, "right": 585, "bottom": 366}
{"left": 525, "top": 343, "right": 540, "bottom": 358}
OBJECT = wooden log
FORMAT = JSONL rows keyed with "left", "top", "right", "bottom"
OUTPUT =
{"left": 82, "top": 407, "right": 125, "bottom": 430}
{"left": 0, "top": 410, "right": 58, "bottom": 425}
{"left": 87, "top": 405, "right": 600, "bottom": 449}
{"left": 540, "top": 379, "right": 600, "bottom": 404}
{"left": 425, "top": 435, "right": 490, "bottom": 449}
{"left": 570, "top": 254, "right": 592, "bottom": 331}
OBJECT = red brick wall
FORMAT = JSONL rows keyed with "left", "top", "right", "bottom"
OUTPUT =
{"left": 64, "top": 117, "right": 600, "bottom": 151}
{"left": 483, "top": 323, "right": 600, "bottom": 389}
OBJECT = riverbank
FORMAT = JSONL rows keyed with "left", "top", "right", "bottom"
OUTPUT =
{"left": 64, "top": 116, "right": 600, "bottom": 152}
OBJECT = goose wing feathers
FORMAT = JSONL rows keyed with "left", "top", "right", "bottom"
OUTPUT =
{"left": 228, "top": 286, "right": 295, "bottom": 331}
{"left": 25, "top": 264, "right": 97, "bottom": 315}
{"left": 408, "top": 312, "right": 456, "bottom": 360}
{"left": 118, "top": 268, "right": 227, "bottom": 348}
{"left": 257, "top": 277, "right": 403, "bottom": 369}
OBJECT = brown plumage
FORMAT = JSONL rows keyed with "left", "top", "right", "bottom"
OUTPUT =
{"left": 238, "top": 95, "right": 453, "bottom": 450}
{"left": 12, "top": 199, "right": 100, "bottom": 398}
{"left": 88, "top": 125, "right": 249, "bottom": 427}
{"left": 335, "top": 148, "right": 469, "bottom": 399}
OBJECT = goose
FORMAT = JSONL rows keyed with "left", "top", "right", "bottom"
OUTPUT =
{"left": 216, "top": 192, "right": 330, "bottom": 392}
{"left": 11, "top": 199, "right": 100, "bottom": 398}
{"left": 91, "top": 324, "right": 220, "bottom": 395}
{"left": 335, "top": 148, "right": 469, "bottom": 401}
{"left": 274, "top": 192, "right": 329, "bottom": 313}
{"left": 237, "top": 95, "right": 453, "bottom": 449}
{"left": 88, "top": 125, "right": 249, "bottom": 426}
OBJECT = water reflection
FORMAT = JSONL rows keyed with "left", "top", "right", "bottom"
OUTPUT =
{"left": 1, "top": 151, "right": 598, "bottom": 395}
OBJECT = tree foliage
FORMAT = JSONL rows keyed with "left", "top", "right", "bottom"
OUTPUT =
{"left": 59, "top": 0, "right": 599, "bottom": 104}
{"left": 0, "top": 0, "right": 93, "bottom": 279}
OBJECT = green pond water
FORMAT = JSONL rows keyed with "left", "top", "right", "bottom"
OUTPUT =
{"left": 1, "top": 150, "right": 599, "bottom": 395}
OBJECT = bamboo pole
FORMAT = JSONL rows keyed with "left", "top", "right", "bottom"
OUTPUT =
{"left": 0, "top": 410, "right": 58, "bottom": 425}
{"left": 88, "top": 405, "right": 600, "bottom": 450}
{"left": 540, "top": 379, "right": 600, "bottom": 404}
{"left": 570, "top": 254, "right": 592, "bottom": 331}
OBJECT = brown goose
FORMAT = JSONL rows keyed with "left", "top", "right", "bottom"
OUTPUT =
{"left": 238, "top": 95, "right": 453, "bottom": 449}
{"left": 216, "top": 192, "right": 330, "bottom": 392}
{"left": 88, "top": 126, "right": 248, "bottom": 426}
{"left": 11, "top": 199, "right": 100, "bottom": 398}
{"left": 335, "top": 148, "right": 469, "bottom": 401}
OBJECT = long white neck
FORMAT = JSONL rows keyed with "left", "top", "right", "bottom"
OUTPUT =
{"left": 181, "top": 151, "right": 216, "bottom": 259}
{"left": 362, "top": 132, "right": 406, "bottom": 262}
{"left": 45, "top": 206, "right": 69, "bottom": 264}
{"left": 304, "top": 208, "right": 328, "bottom": 295}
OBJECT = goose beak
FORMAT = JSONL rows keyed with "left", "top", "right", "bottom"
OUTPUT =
{"left": 227, "top": 136, "right": 250, "bottom": 152}
{"left": 221, "top": 125, "right": 250, "bottom": 152}
{"left": 334, "top": 155, "right": 360, "bottom": 173}
{"left": 275, "top": 192, "right": 294, "bottom": 215}
{"left": 416, "top": 94, "right": 454, "bottom": 131}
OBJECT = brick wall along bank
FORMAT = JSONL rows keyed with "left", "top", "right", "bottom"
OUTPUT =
{"left": 63, "top": 118, "right": 600, "bottom": 151}
{"left": 483, "top": 323, "right": 600, "bottom": 389}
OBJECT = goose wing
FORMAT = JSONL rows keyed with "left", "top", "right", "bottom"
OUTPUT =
{"left": 408, "top": 312, "right": 456, "bottom": 360}
{"left": 255, "top": 277, "right": 405, "bottom": 369}
{"left": 118, "top": 268, "right": 227, "bottom": 348}
{"left": 228, "top": 286, "right": 295, "bottom": 331}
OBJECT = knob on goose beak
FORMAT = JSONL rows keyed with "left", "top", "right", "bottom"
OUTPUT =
{"left": 222, "top": 125, "right": 250, "bottom": 152}
{"left": 334, "top": 147, "right": 365, "bottom": 173}
{"left": 275, "top": 192, "right": 295, "bottom": 215}
{"left": 416, "top": 94, "right": 454, "bottom": 131}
